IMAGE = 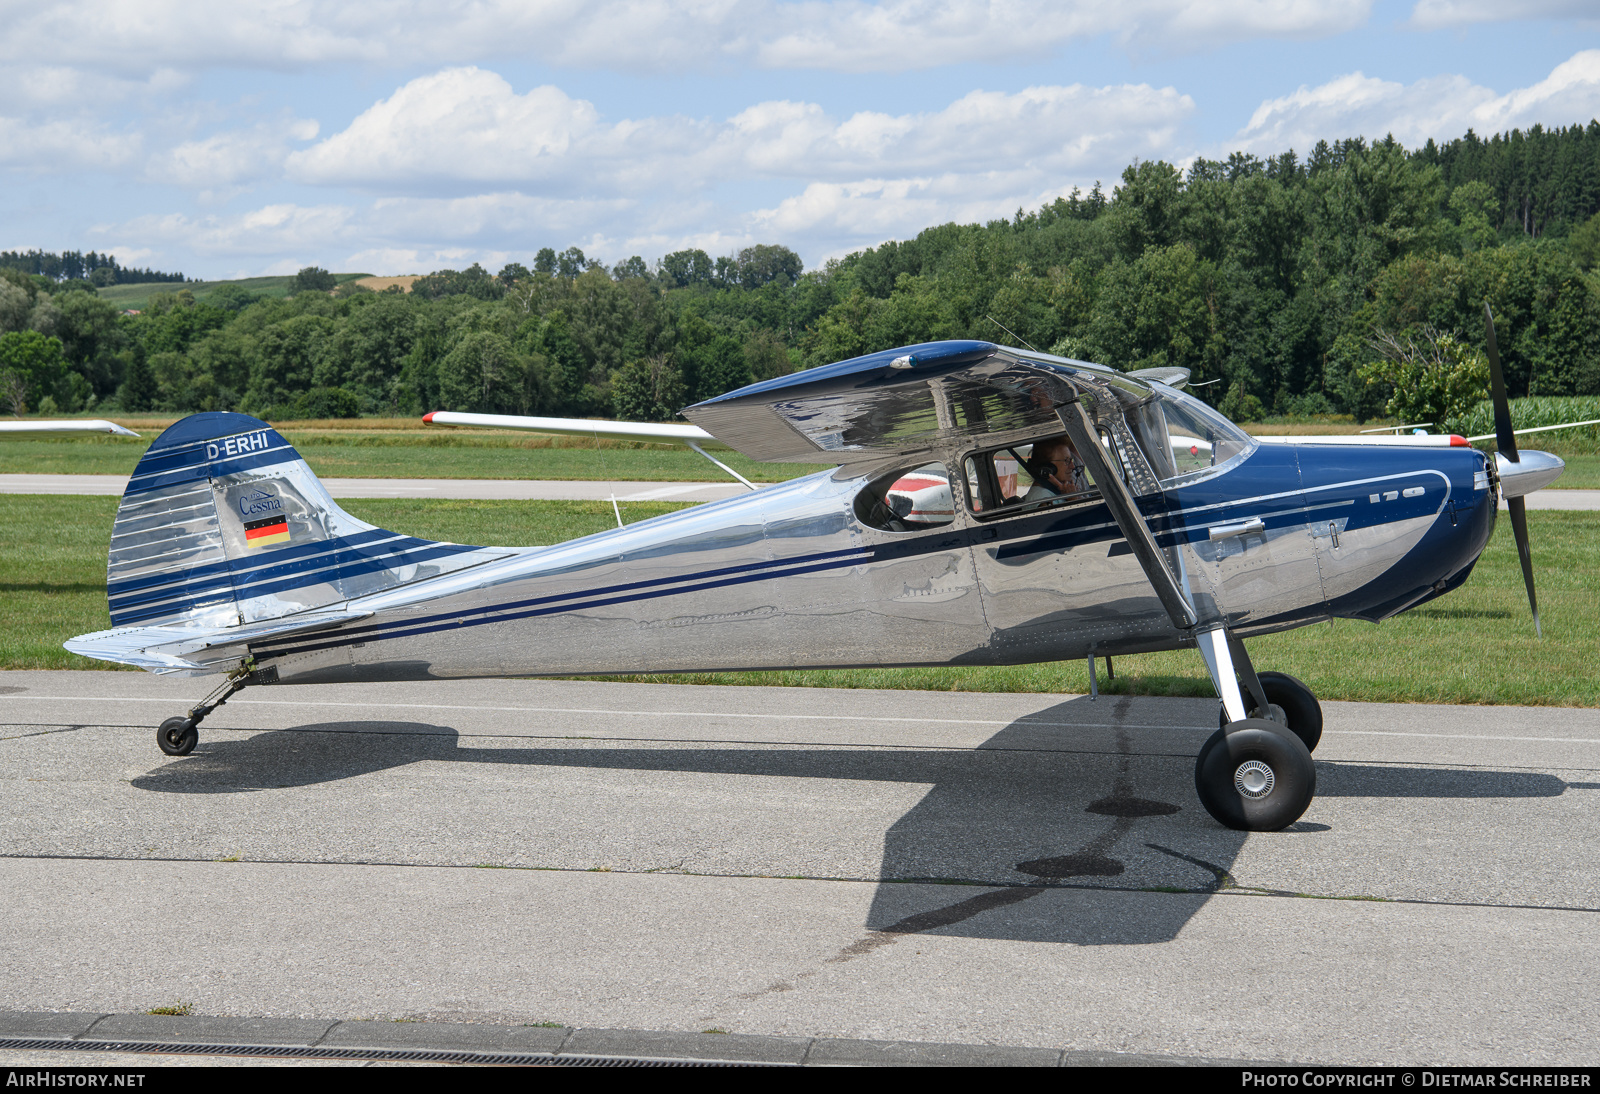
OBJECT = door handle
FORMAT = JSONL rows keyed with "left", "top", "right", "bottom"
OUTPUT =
{"left": 1208, "top": 518, "right": 1265, "bottom": 541}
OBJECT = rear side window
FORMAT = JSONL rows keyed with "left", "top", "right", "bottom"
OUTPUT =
{"left": 855, "top": 462, "right": 956, "bottom": 532}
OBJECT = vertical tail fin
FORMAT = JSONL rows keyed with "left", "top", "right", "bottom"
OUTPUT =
{"left": 105, "top": 412, "right": 498, "bottom": 630}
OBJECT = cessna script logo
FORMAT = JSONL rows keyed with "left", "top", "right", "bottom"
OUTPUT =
{"left": 238, "top": 488, "right": 283, "bottom": 517}
{"left": 239, "top": 487, "right": 291, "bottom": 548}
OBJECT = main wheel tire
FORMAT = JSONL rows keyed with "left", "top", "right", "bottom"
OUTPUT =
{"left": 1217, "top": 671, "right": 1323, "bottom": 752}
{"left": 157, "top": 717, "right": 198, "bottom": 757}
{"left": 1195, "top": 718, "right": 1316, "bottom": 831}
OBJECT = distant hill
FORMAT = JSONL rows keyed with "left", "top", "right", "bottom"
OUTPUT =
{"left": 97, "top": 273, "right": 373, "bottom": 311}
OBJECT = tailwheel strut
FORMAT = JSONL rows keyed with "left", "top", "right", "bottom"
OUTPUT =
{"left": 156, "top": 661, "right": 257, "bottom": 757}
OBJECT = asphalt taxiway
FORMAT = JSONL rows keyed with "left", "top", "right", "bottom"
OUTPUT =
{"left": 2, "top": 672, "right": 1597, "bottom": 1065}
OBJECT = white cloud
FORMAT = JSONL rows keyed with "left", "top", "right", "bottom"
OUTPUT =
{"left": 288, "top": 66, "right": 1192, "bottom": 199}
{"left": 112, "top": 203, "right": 357, "bottom": 257}
{"left": 0, "top": 0, "right": 1370, "bottom": 78}
{"left": 286, "top": 69, "right": 615, "bottom": 190}
{"left": 721, "top": 83, "right": 1191, "bottom": 176}
{"left": 0, "top": 115, "right": 141, "bottom": 171}
{"left": 89, "top": 65, "right": 1199, "bottom": 273}
{"left": 0, "top": 65, "right": 186, "bottom": 112}
{"left": 758, "top": 0, "right": 1370, "bottom": 71}
{"left": 1410, "top": 0, "right": 1597, "bottom": 29}
{"left": 151, "top": 117, "right": 320, "bottom": 188}
{"left": 1233, "top": 49, "right": 1600, "bottom": 155}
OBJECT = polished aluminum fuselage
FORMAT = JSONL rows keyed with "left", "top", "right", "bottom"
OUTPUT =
{"left": 247, "top": 439, "right": 1496, "bottom": 685}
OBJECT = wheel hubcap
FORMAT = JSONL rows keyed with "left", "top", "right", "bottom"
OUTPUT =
{"left": 1234, "top": 760, "right": 1275, "bottom": 799}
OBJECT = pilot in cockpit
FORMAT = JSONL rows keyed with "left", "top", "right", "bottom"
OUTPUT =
{"left": 1023, "top": 436, "right": 1088, "bottom": 501}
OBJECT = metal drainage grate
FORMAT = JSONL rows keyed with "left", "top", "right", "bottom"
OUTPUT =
{"left": 0, "top": 1037, "right": 778, "bottom": 1067}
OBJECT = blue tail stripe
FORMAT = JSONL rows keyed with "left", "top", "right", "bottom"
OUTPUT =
{"left": 107, "top": 528, "right": 407, "bottom": 598}
{"left": 109, "top": 538, "right": 473, "bottom": 612}
{"left": 110, "top": 592, "right": 240, "bottom": 627}
{"left": 123, "top": 445, "right": 301, "bottom": 497}
{"left": 108, "top": 543, "right": 484, "bottom": 624}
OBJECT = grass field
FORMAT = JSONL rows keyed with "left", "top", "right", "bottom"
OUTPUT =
{"left": 95, "top": 273, "right": 371, "bottom": 312}
{"left": 4, "top": 420, "right": 1598, "bottom": 487}
{"left": 6, "top": 494, "right": 1595, "bottom": 706}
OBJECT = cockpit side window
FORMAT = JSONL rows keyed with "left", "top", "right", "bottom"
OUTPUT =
{"left": 855, "top": 461, "right": 957, "bottom": 532}
{"left": 962, "top": 435, "right": 1103, "bottom": 519}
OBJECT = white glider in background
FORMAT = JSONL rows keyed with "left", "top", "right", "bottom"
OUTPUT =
{"left": 0, "top": 420, "right": 139, "bottom": 437}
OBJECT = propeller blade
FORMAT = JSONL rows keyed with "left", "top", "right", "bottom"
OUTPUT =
{"left": 1484, "top": 302, "right": 1518, "bottom": 463}
{"left": 1485, "top": 303, "right": 1541, "bottom": 637}
{"left": 1506, "top": 495, "right": 1541, "bottom": 639}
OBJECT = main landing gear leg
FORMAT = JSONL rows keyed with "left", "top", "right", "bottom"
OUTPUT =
{"left": 156, "top": 663, "right": 253, "bottom": 757}
{"left": 1193, "top": 628, "right": 1317, "bottom": 831}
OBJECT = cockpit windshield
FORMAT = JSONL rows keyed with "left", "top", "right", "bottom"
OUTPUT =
{"left": 1126, "top": 385, "right": 1255, "bottom": 486}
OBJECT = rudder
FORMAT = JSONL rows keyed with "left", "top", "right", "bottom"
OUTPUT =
{"left": 106, "top": 412, "right": 496, "bottom": 630}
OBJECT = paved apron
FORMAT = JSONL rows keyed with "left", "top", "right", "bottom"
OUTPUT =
{"left": 2, "top": 672, "right": 1596, "bottom": 1065}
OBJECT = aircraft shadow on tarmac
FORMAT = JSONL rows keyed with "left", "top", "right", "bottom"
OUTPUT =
{"left": 130, "top": 697, "right": 1574, "bottom": 947}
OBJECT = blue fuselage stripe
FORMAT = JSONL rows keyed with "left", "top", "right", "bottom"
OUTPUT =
{"left": 250, "top": 543, "right": 875, "bottom": 654}
{"left": 259, "top": 552, "right": 877, "bottom": 659}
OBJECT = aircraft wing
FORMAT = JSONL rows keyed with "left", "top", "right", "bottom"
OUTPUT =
{"left": 425, "top": 346, "right": 1151, "bottom": 464}
{"left": 1256, "top": 434, "right": 1473, "bottom": 447}
{"left": 1255, "top": 417, "right": 1600, "bottom": 448}
{"left": 422, "top": 411, "right": 721, "bottom": 447}
{"left": 0, "top": 420, "right": 139, "bottom": 437}
{"left": 679, "top": 340, "right": 1154, "bottom": 464}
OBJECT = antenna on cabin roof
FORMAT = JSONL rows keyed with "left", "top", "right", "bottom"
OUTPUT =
{"left": 985, "top": 314, "right": 1040, "bottom": 354}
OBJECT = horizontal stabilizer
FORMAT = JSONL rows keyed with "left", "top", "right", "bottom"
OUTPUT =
{"left": 67, "top": 608, "right": 376, "bottom": 674}
{"left": 197, "top": 608, "right": 376, "bottom": 649}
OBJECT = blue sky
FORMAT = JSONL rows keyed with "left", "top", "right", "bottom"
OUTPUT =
{"left": 2, "top": 0, "right": 1597, "bottom": 281}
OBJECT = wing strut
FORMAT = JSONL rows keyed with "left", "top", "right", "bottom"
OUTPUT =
{"left": 1056, "top": 398, "right": 1197, "bottom": 632}
{"left": 686, "top": 441, "right": 757, "bottom": 490}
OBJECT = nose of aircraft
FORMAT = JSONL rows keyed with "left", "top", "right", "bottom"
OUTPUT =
{"left": 1299, "top": 442, "right": 1498, "bottom": 624}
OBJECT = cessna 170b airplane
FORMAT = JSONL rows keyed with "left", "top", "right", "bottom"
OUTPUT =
{"left": 65, "top": 307, "right": 1571, "bottom": 831}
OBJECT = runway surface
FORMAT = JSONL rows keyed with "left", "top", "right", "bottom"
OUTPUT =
{"left": 3, "top": 473, "right": 1596, "bottom": 508}
{"left": 2, "top": 672, "right": 1597, "bottom": 1065}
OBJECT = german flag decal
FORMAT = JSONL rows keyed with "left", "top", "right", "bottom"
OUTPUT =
{"left": 243, "top": 514, "right": 291, "bottom": 549}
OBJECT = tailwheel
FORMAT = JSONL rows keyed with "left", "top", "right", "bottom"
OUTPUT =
{"left": 1195, "top": 718, "right": 1316, "bottom": 831}
{"left": 1218, "top": 670, "right": 1323, "bottom": 753}
{"left": 157, "top": 717, "right": 198, "bottom": 757}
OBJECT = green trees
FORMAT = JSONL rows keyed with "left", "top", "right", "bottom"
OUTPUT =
{"left": 286, "top": 266, "right": 337, "bottom": 295}
{"left": 438, "top": 331, "right": 526, "bottom": 414}
{"left": 1357, "top": 328, "right": 1490, "bottom": 427}
{"left": 9, "top": 120, "right": 1599, "bottom": 425}
{"left": 0, "top": 331, "right": 67, "bottom": 414}
{"left": 612, "top": 354, "right": 685, "bottom": 421}
{"left": 1082, "top": 244, "right": 1224, "bottom": 380}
